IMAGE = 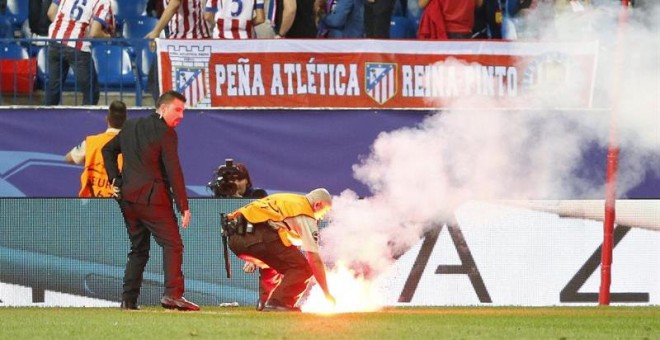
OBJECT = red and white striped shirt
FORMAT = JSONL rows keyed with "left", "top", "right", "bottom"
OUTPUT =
{"left": 205, "top": 0, "right": 264, "bottom": 39}
{"left": 48, "top": 0, "right": 113, "bottom": 52}
{"left": 165, "top": 0, "right": 211, "bottom": 39}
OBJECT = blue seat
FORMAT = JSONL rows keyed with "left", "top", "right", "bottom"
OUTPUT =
{"left": 6, "top": 0, "right": 28, "bottom": 29}
{"left": 134, "top": 45, "right": 155, "bottom": 91}
{"left": 121, "top": 16, "right": 159, "bottom": 58}
{"left": 405, "top": 0, "right": 422, "bottom": 30}
{"left": 0, "top": 43, "right": 28, "bottom": 59}
{"left": 0, "top": 15, "right": 13, "bottom": 39}
{"left": 122, "top": 17, "right": 160, "bottom": 91}
{"left": 92, "top": 44, "right": 137, "bottom": 90}
{"left": 122, "top": 16, "right": 159, "bottom": 41}
{"left": 112, "top": 0, "right": 148, "bottom": 23}
{"left": 392, "top": 0, "right": 405, "bottom": 16}
{"left": 389, "top": 16, "right": 416, "bottom": 39}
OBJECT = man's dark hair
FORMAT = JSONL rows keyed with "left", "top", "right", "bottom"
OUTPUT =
{"left": 107, "top": 100, "right": 127, "bottom": 129}
{"left": 156, "top": 90, "right": 187, "bottom": 109}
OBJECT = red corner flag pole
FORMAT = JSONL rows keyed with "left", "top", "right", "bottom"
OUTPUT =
{"left": 599, "top": 0, "right": 629, "bottom": 306}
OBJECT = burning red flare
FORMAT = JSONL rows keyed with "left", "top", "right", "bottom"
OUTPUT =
{"left": 300, "top": 262, "right": 385, "bottom": 314}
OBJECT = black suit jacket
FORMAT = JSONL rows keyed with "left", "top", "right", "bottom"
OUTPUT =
{"left": 102, "top": 113, "right": 189, "bottom": 212}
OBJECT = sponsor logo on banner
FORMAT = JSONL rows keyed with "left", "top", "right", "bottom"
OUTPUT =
{"left": 365, "top": 63, "right": 397, "bottom": 105}
{"left": 176, "top": 68, "right": 207, "bottom": 106}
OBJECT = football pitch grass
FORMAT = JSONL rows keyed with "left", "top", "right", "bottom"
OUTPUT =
{"left": 1, "top": 306, "right": 658, "bottom": 339}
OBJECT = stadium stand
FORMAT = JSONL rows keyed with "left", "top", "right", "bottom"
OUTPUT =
{"left": 0, "top": 43, "right": 35, "bottom": 99}
{"left": 122, "top": 16, "right": 159, "bottom": 41}
{"left": 405, "top": 0, "right": 422, "bottom": 31}
{"left": 5, "top": 0, "right": 28, "bottom": 34}
{"left": 0, "top": 42, "right": 27, "bottom": 59}
{"left": 389, "top": 16, "right": 417, "bottom": 39}
{"left": 122, "top": 16, "right": 159, "bottom": 90}
{"left": 134, "top": 46, "right": 154, "bottom": 94}
{"left": 0, "top": 15, "right": 12, "bottom": 39}
{"left": 92, "top": 43, "right": 138, "bottom": 91}
{"left": 112, "top": 0, "right": 149, "bottom": 32}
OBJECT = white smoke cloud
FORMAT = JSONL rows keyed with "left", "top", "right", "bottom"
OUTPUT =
{"left": 321, "top": 2, "right": 659, "bottom": 277}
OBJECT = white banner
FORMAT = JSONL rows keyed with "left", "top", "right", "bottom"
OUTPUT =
{"left": 377, "top": 201, "right": 660, "bottom": 306}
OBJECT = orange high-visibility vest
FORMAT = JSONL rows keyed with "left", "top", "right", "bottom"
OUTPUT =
{"left": 79, "top": 132, "right": 122, "bottom": 197}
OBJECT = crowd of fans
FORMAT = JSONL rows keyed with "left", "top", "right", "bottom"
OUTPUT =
{"left": 0, "top": 0, "right": 648, "bottom": 106}
{"left": 0, "top": 0, "right": 646, "bottom": 44}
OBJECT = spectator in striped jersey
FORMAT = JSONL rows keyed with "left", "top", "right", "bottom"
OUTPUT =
{"left": 145, "top": 0, "right": 211, "bottom": 104}
{"left": 203, "top": 0, "right": 265, "bottom": 39}
{"left": 146, "top": 0, "right": 211, "bottom": 40}
{"left": 45, "top": 0, "right": 114, "bottom": 105}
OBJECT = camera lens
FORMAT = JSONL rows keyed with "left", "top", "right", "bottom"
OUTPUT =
{"left": 217, "top": 181, "right": 238, "bottom": 197}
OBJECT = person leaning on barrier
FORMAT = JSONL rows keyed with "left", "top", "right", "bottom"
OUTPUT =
{"left": 65, "top": 101, "right": 127, "bottom": 198}
{"left": 102, "top": 90, "right": 199, "bottom": 312}
{"left": 46, "top": 0, "right": 114, "bottom": 105}
{"left": 28, "top": 0, "right": 53, "bottom": 42}
{"left": 145, "top": 0, "right": 210, "bottom": 104}
{"left": 204, "top": 0, "right": 265, "bottom": 39}
{"left": 222, "top": 188, "right": 336, "bottom": 312}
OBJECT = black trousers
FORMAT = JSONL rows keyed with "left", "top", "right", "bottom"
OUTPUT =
{"left": 45, "top": 43, "right": 99, "bottom": 105}
{"left": 364, "top": 0, "right": 396, "bottom": 38}
{"left": 228, "top": 224, "right": 312, "bottom": 307}
{"left": 119, "top": 201, "right": 185, "bottom": 302}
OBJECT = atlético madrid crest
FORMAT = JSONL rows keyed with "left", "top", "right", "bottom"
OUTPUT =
{"left": 365, "top": 63, "right": 397, "bottom": 105}
{"left": 176, "top": 67, "right": 208, "bottom": 106}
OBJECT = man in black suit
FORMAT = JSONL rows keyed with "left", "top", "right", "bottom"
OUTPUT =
{"left": 102, "top": 90, "right": 199, "bottom": 311}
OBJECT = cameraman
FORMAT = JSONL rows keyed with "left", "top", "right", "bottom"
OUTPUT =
{"left": 210, "top": 161, "right": 267, "bottom": 199}
{"left": 211, "top": 160, "right": 269, "bottom": 309}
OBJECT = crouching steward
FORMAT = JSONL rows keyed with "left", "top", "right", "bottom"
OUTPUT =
{"left": 221, "top": 188, "right": 336, "bottom": 312}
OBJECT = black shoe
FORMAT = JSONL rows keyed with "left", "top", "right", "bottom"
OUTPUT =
{"left": 256, "top": 299, "right": 265, "bottom": 311}
{"left": 120, "top": 300, "right": 140, "bottom": 310}
{"left": 160, "top": 296, "right": 200, "bottom": 311}
{"left": 262, "top": 300, "right": 301, "bottom": 312}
